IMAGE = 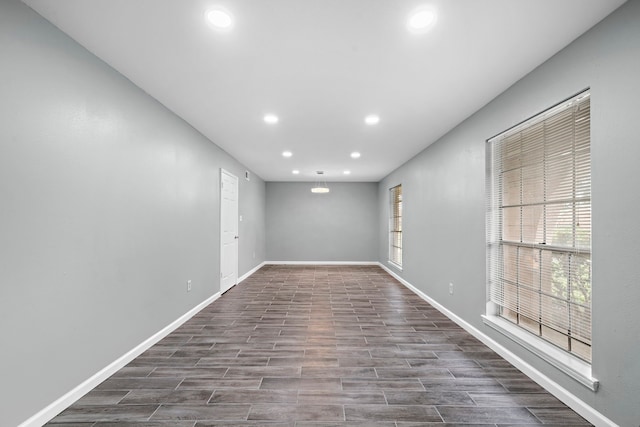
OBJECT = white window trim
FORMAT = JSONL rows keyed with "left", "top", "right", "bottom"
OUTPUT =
{"left": 486, "top": 90, "right": 593, "bottom": 382}
{"left": 388, "top": 184, "right": 402, "bottom": 269}
{"left": 387, "top": 259, "right": 403, "bottom": 271}
{"left": 483, "top": 302, "right": 598, "bottom": 391}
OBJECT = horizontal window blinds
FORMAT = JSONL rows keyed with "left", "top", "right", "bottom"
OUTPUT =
{"left": 487, "top": 91, "right": 591, "bottom": 362}
{"left": 389, "top": 185, "right": 403, "bottom": 266}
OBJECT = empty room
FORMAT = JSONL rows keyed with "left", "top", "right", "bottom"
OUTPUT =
{"left": 1, "top": 0, "right": 639, "bottom": 426}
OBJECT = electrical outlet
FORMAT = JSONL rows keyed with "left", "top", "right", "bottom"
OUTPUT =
{"left": 187, "top": 280, "right": 192, "bottom": 292}
{"left": 449, "top": 282, "right": 454, "bottom": 295}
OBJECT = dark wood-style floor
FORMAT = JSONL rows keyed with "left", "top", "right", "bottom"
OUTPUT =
{"left": 46, "top": 265, "right": 591, "bottom": 426}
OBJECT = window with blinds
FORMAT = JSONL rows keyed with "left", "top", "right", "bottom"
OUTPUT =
{"left": 486, "top": 91, "right": 591, "bottom": 362}
{"left": 389, "top": 185, "right": 403, "bottom": 267}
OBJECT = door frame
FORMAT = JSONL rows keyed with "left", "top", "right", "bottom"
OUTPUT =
{"left": 219, "top": 168, "right": 239, "bottom": 294}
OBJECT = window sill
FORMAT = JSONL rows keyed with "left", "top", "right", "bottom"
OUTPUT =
{"left": 387, "top": 260, "right": 403, "bottom": 271}
{"left": 482, "top": 314, "right": 599, "bottom": 391}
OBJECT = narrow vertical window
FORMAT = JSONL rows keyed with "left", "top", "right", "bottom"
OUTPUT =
{"left": 389, "top": 184, "right": 403, "bottom": 267}
{"left": 487, "top": 91, "right": 591, "bottom": 362}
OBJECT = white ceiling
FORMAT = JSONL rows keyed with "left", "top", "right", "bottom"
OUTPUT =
{"left": 23, "top": 0, "right": 625, "bottom": 182}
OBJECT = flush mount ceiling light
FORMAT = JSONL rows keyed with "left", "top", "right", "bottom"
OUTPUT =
{"left": 264, "top": 114, "right": 279, "bottom": 124}
{"left": 282, "top": 151, "right": 292, "bottom": 158}
{"left": 311, "top": 171, "right": 330, "bottom": 194}
{"left": 343, "top": 170, "right": 351, "bottom": 175}
{"left": 350, "top": 152, "right": 361, "bottom": 159}
{"left": 292, "top": 169, "right": 300, "bottom": 175}
{"left": 407, "top": 7, "right": 437, "bottom": 33}
{"left": 365, "top": 115, "right": 380, "bottom": 125}
{"left": 205, "top": 8, "right": 233, "bottom": 31}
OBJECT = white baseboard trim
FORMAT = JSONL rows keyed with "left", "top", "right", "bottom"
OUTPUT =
{"left": 377, "top": 262, "right": 617, "bottom": 427}
{"left": 264, "top": 260, "right": 379, "bottom": 265}
{"left": 238, "top": 261, "right": 266, "bottom": 283}
{"left": 19, "top": 291, "right": 222, "bottom": 427}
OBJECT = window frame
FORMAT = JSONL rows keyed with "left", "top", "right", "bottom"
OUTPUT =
{"left": 484, "top": 90, "right": 597, "bottom": 390}
{"left": 388, "top": 184, "right": 403, "bottom": 269}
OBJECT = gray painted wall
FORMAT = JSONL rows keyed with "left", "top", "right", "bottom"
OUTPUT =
{"left": 0, "top": 1, "right": 265, "bottom": 425}
{"left": 266, "top": 182, "right": 378, "bottom": 262}
{"left": 378, "top": 1, "right": 640, "bottom": 425}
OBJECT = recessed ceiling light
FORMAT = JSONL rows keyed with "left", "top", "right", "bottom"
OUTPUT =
{"left": 264, "top": 114, "right": 279, "bottom": 124}
{"left": 282, "top": 151, "right": 293, "bottom": 158}
{"left": 365, "top": 115, "right": 380, "bottom": 125}
{"left": 343, "top": 170, "right": 351, "bottom": 175}
{"left": 350, "top": 152, "right": 361, "bottom": 159}
{"left": 205, "top": 8, "right": 233, "bottom": 31}
{"left": 407, "top": 7, "right": 437, "bottom": 33}
{"left": 292, "top": 169, "right": 300, "bottom": 174}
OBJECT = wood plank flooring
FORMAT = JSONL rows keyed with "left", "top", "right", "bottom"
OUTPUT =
{"left": 46, "top": 265, "right": 592, "bottom": 426}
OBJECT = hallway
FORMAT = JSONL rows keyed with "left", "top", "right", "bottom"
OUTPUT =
{"left": 46, "top": 265, "right": 591, "bottom": 425}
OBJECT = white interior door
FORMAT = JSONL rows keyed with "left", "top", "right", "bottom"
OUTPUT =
{"left": 220, "top": 169, "right": 239, "bottom": 294}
